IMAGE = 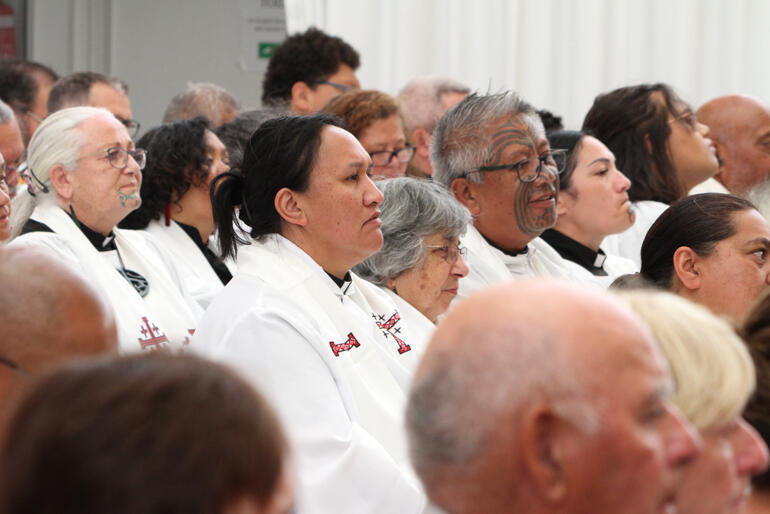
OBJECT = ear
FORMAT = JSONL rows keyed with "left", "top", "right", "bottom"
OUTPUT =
{"left": 411, "top": 128, "right": 432, "bottom": 159}
{"left": 556, "top": 191, "right": 572, "bottom": 218}
{"left": 274, "top": 187, "right": 307, "bottom": 227}
{"left": 49, "top": 164, "right": 74, "bottom": 200}
{"left": 290, "top": 81, "right": 313, "bottom": 115}
{"left": 450, "top": 177, "right": 480, "bottom": 215}
{"left": 519, "top": 405, "right": 568, "bottom": 503}
{"left": 672, "top": 246, "right": 701, "bottom": 290}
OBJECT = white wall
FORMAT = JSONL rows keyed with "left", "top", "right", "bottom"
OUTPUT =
{"left": 27, "top": 0, "right": 285, "bottom": 135}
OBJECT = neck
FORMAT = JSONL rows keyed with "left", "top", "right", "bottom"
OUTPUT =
{"left": 172, "top": 192, "right": 215, "bottom": 243}
{"left": 474, "top": 220, "right": 533, "bottom": 255}
{"left": 552, "top": 219, "right": 602, "bottom": 252}
{"left": 59, "top": 199, "right": 118, "bottom": 236}
{"left": 281, "top": 224, "right": 353, "bottom": 279}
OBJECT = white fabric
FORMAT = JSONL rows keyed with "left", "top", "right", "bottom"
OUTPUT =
{"left": 689, "top": 177, "right": 730, "bottom": 195}
{"left": 560, "top": 251, "right": 640, "bottom": 288}
{"left": 458, "top": 224, "right": 594, "bottom": 300}
{"left": 381, "top": 286, "right": 435, "bottom": 360}
{"left": 600, "top": 201, "right": 669, "bottom": 269}
{"left": 10, "top": 203, "right": 202, "bottom": 352}
{"left": 144, "top": 219, "right": 224, "bottom": 309}
{"left": 192, "top": 234, "right": 427, "bottom": 514}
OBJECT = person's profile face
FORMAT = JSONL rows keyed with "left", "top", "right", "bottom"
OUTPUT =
{"left": 663, "top": 99, "right": 719, "bottom": 191}
{"left": 358, "top": 114, "right": 410, "bottom": 179}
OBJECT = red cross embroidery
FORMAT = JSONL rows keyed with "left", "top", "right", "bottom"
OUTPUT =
{"left": 329, "top": 332, "right": 360, "bottom": 357}
{"left": 137, "top": 316, "right": 169, "bottom": 351}
{"left": 376, "top": 312, "right": 411, "bottom": 354}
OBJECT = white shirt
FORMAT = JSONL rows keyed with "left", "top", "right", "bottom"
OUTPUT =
{"left": 11, "top": 203, "right": 202, "bottom": 352}
{"left": 144, "top": 219, "right": 225, "bottom": 309}
{"left": 458, "top": 224, "right": 595, "bottom": 300}
{"left": 601, "top": 200, "right": 669, "bottom": 269}
{"left": 689, "top": 177, "right": 730, "bottom": 195}
{"left": 192, "top": 234, "right": 427, "bottom": 514}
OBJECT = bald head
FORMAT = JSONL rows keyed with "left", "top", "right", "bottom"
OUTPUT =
{"left": 407, "top": 280, "right": 700, "bottom": 514}
{"left": 697, "top": 95, "right": 770, "bottom": 195}
{"left": 0, "top": 246, "right": 118, "bottom": 411}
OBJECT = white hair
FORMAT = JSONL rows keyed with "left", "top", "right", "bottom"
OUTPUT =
{"left": 398, "top": 75, "right": 470, "bottom": 135}
{"left": 9, "top": 106, "right": 109, "bottom": 238}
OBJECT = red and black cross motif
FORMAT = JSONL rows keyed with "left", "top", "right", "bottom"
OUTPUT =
{"left": 182, "top": 328, "right": 195, "bottom": 346}
{"left": 137, "top": 316, "right": 169, "bottom": 351}
{"left": 375, "top": 312, "right": 411, "bottom": 354}
{"left": 330, "top": 332, "right": 360, "bottom": 357}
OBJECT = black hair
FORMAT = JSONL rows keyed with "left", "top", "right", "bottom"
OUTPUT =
{"left": 546, "top": 130, "right": 585, "bottom": 191}
{"left": 0, "top": 59, "right": 37, "bottom": 111}
{"left": 537, "top": 109, "right": 563, "bottom": 133}
{"left": 640, "top": 193, "right": 756, "bottom": 288}
{"left": 261, "top": 27, "right": 360, "bottom": 107}
{"left": 583, "top": 83, "right": 687, "bottom": 204}
{"left": 119, "top": 117, "right": 211, "bottom": 230}
{"left": 211, "top": 114, "right": 344, "bottom": 259}
{"left": 215, "top": 109, "right": 279, "bottom": 171}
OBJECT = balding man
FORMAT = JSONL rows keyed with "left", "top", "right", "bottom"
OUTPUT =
{"left": 0, "top": 245, "right": 118, "bottom": 424}
{"left": 398, "top": 76, "right": 469, "bottom": 178}
{"left": 406, "top": 280, "right": 701, "bottom": 514}
{"left": 163, "top": 82, "right": 240, "bottom": 127}
{"left": 696, "top": 95, "right": 770, "bottom": 195}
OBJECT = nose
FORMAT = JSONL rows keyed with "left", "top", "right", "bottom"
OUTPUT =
{"left": 663, "top": 403, "right": 702, "bottom": 468}
{"left": 451, "top": 251, "right": 470, "bottom": 278}
{"left": 734, "top": 418, "right": 769, "bottom": 476}
{"left": 535, "top": 162, "right": 557, "bottom": 186}
{"left": 615, "top": 169, "right": 631, "bottom": 192}
{"left": 363, "top": 175, "right": 384, "bottom": 207}
{"left": 0, "top": 184, "right": 9, "bottom": 207}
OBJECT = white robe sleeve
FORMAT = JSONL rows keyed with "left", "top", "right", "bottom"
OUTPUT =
{"left": 206, "top": 308, "right": 427, "bottom": 514}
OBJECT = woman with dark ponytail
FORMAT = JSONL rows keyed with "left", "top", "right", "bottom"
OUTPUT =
{"left": 120, "top": 117, "right": 232, "bottom": 308}
{"left": 639, "top": 193, "right": 770, "bottom": 323}
{"left": 196, "top": 114, "right": 428, "bottom": 513}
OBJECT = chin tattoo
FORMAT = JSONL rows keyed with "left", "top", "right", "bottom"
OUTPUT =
{"left": 118, "top": 191, "right": 140, "bottom": 208}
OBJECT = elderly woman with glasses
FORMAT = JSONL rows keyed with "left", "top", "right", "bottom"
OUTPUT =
{"left": 354, "top": 177, "right": 470, "bottom": 337}
{"left": 322, "top": 89, "right": 414, "bottom": 178}
{"left": 9, "top": 107, "right": 202, "bottom": 352}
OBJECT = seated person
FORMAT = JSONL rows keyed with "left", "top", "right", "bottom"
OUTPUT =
{"left": 323, "top": 89, "right": 414, "bottom": 178}
{"left": 432, "top": 92, "right": 590, "bottom": 298}
{"left": 638, "top": 193, "right": 770, "bottom": 323}
{"left": 0, "top": 353, "right": 294, "bottom": 514}
{"left": 740, "top": 288, "right": 770, "bottom": 513}
{"left": 193, "top": 115, "right": 428, "bottom": 513}
{"left": 120, "top": 117, "right": 232, "bottom": 308}
{"left": 0, "top": 152, "right": 9, "bottom": 241}
{"left": 619, "top": 290, "right": 769, "bottom": 514}
{"left": 583, "top": 84, "right": 719, "bottom": 266}
{"left": 354, "top": 177, "right": 471, "bottom": 338}
{"left": 540, "top": 130, "right": 638, "bottom": 285}
{"left": 9, "top": 107, "right": 201, "bottom": 351}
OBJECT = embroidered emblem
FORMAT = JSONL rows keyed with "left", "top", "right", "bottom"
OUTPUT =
{"left": 137, "top": 316, "right": 169, "bottom": 350}
{"left": 376, "top": 312, "right": 411, "bottom": 354}
{"left": 330, "top": 332, "right": 360, "bottom": 357}
{"left": 183, "top": 328, "right": 195, "bottom": 346}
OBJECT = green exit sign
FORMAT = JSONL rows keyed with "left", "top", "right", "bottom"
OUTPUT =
{"left": 259, "top": 43, "right": 279, "bottom": 59}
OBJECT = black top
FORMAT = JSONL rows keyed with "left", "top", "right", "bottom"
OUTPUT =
{"left": 481, "top": 234, "right": 529, "bottom": 257}
{"left": 540, "top": 228, "right": 608, "bottom": 276}
{"left": 176, "top": 221, "right": 233, "bottom": 285}
{"left": 326, "top": 271, "right": 353, "bottom": 294}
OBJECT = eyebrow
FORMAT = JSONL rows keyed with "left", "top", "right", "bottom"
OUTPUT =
{"left": 587, "top": 157, "right": 612, "bottom": 166}
{"left": 745, "top": 237, "right": 770, "bottom": 248}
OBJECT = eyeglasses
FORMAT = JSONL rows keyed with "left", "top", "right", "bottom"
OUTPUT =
{"left": 21, "top": 108, "right": 44, "bottom": 124}
{"left": 668, "top": 110, "right": 698, "bottom": 130}
{"left": 465, "top": 149, "right": 567, "bottom": 183}
{"left": 425, "top": 242, "right": 467, "bottom": 265}
{"left": 80, "top": 147, "right": 147, "bottom": 170}
{"left": 0, "top": 356, "right": 30, "bottom": 378}
{"left": 369, "top": 145, "right": 416, "bottom": 168}
{"left": 116, "top": 117, "right": 141, "bottom": 138}
{"left": 311, "top": 80, "right": 354, "bottom": 93}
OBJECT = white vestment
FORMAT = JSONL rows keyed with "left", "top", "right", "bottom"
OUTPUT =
{"left": 458, "top": 224, "right": 595, "bottom": 300}
{"left": 601, "top": 200, "right": 669, "bottom": 269}
{"left": 10, "top": 203, "right": 202, "bottom": 352}
{"left": 689, "top": 177, "right": 730, "bottom": 195}
{"left": 381, "top": 286, "right": 435, "bottom": 359}
{"left": 192, "top": 234, "right": 427, "bottom": 514}
{"left": 144, "top": 219, "right": 225, "bottom": 309}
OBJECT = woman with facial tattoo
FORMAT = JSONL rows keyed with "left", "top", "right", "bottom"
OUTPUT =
{"left": 9, "top": 107, "right": 202, "bottom": 352}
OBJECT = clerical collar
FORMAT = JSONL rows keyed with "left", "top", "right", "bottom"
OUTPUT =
{"left": 481, "top": 234, "right": 529, "bottom": 257}
{"left": 540, "top": 229, "right": 607, "bottom": 276}
{"left": 77, "top": 221, "right": 117, "bottom": 252}
{"left": 326, "top": 271, "right": 353, "bottom": 293}
{"left": 176, "top": 221, "right": 233, "bottom": 285}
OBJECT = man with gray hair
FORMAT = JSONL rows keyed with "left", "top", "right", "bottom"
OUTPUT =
{"left": 398, "top": 76, "right": 469, "bottom": 178}
{"left": 0, "top": 245, "right": 118, "bottom": 427}
{"left": 0, "top": 99, "right": 25, "bottom": 197}
{"left": 47, "top": 71, "right": 138, "bottom": 138}
{"left": 432, "top": 91, "right": 584, "bottom": 298}
{"left": 163, "top": 82, "right": 240, "bottom": 127}
{"left": 406, "top": 280, "right": 701, "bottom": 514}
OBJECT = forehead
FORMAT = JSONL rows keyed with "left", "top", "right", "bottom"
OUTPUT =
{"left": 723, "top": 208, "right": 770, "bottom": 242}
{"left": 203, "top": 129, "right": 226, "bottom": 152}
{"left": 487, "top": 113, "right": 546, "bottom": 144}
{"left": 88, "top": 83, "right": 132, "bottom": 117}
{"left": 327, "top": 63, "right": 359, "bottom": 87}
{"left": 78, "top": 113, "right": 131, "bottom": 148}
{"left": 316, "top": 125, "right": 369, "bottom": 166}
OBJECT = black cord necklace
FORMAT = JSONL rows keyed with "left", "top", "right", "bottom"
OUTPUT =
{"left": 68, "top": 205, "right": 150, "bottom": 298}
